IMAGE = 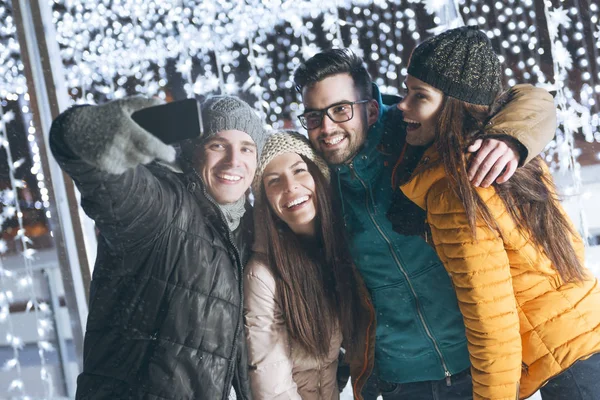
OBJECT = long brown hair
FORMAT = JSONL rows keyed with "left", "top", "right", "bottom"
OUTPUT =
{"left": 256, "top": 156, "right": 367, "bottom": 359}
{"left": 434, "top": 96, "right": 585, "bottom": 282}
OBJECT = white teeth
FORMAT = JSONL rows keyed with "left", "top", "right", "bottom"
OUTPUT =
{"left": 404, "top": 118, "right": 419, "bottom": 124}
{"left": 323, "top": 135, "right": 344, "bottom": 145}
{"left": 219, "top": 174, "right": 241, "bottom": 181}
{"left": 285, "top": 196, "right": 309, "bottom": 208}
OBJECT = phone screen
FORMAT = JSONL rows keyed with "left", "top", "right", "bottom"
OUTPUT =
{"left": 131, "top": 98, "right": 204, "bottom": 144}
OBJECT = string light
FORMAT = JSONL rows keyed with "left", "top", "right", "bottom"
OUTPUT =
{"left": 0, "top": 102, "right": 55, "bottom": 398}
{"left": 0, "top": 3, "right": 55, "bottom": 398}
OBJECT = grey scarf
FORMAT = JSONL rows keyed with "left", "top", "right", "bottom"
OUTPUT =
{"left": 216, "top": 196, "right": 246, "bottom": 232}
{"left": 179, "top": 159, "right": 247, "bottom": 232}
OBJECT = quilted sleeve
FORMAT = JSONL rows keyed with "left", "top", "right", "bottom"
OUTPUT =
{"left": 426, "top": 180, "right": 521, "bottom": 400}
{"left": 244, "top": 258, "right": 302, "bottom": 400}
{"left": 50, "top": 105, "right": 181, "bottom": 252}
{"left": 486, "top": 84, "right": 556, "bottom": 165}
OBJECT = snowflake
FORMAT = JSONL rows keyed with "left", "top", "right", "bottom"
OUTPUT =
{"left": 252, "top": 54, "right": 272, "bottom": 70}
{"left": 284, "top": 14, "right": 311, "bottom": 37}
{"left": 194, "top": 73, "right": 221, "bottom": 95}
{"left": 1, "top": 189, "right": 15, "bottom": 205}
{"left": 249, "top": 84, "right": 266, "bottom": 99}
{"left": 2, "top": 110, "right": 15, "bottom": 123}
{"left": 301, "top": 42, "right": 321, "bottom": 61}
{"left": 348, "top": 44, "right": 364, "bottom": 59}
{"left": 175, "top": 58, "right": 192, "bottom": 76}
{"left": 547, "top": 7, "right": 571, "bottom": 41}
{"left": 2, "top": 358, "right": 18, "bottom": 371}
{"left": 219, "top": 51, "right": 235, "bottom": 66}
{"left": 552, "top": 41, "right": 573, "bottom": 71}
{"left": 23, "top": 248, "right": 37, "bottom": 260}
{"left": 557, "top": 107, "right": 581, "bottom": 134}
{"left": 322, "top": 13, "right": 340, "bottom": 32}
{"left": 423, "top": 0, "right": 448, "bottom": 15}
{"left": 113, "top": 87, "right": 127, "bottom": 99}
{"left": 2, "top": 206, "right": 16, "bottom": 219}
{"left": 8, "top": 379, "right": 23, "bottom": 392}
{"left": 223, "top": 74, "right": 239, "bottom": 95}
{"left": 427, "top": 18, "right": 465, "bottom": 36}
{"left": 38, "top": 341, "right": 55, "bottom": 352}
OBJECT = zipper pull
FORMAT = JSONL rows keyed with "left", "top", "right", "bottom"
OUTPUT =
{"left": 445, "top": 370, "right": 452, "bottom": 387}
{"left": 348, "top": 162, "right": 358, "bottom": 180}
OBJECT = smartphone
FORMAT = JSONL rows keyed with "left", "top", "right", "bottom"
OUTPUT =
{"left": 131, "top": 98, "right": 204, "bottom": 144}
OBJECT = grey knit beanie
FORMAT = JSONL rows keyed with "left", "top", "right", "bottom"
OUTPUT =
{"left": 201, "top": 95, "right": 267, "bottom": 154}
{"left": 407, "top": 26, "right": 502, "bottom": 105}
{"left": 252, "top": 131, "right": 330, "bottom": 201}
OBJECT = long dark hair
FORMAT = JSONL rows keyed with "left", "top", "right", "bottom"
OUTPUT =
{"left": 434, "top": 96, "right": 585, "bottom": 282}
{"left": 256, "top": 156, "right": 367, "bottom": 359}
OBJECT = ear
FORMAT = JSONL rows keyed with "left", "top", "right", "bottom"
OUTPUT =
{"left": 367, "top": 99, "right": 379, "bottom": 126}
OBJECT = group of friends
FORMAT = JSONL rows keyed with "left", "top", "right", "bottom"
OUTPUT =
{"left": 50, "top": 26, "right": 600, "bottom": 400}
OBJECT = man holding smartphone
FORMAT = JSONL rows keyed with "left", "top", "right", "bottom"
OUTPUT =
{"left": 50, "top": 96, "right": 266, "bottom": 400}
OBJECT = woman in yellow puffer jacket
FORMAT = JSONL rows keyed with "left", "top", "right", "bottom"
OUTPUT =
{"left": 389, "top": 26, "right": 600, "bottom": 400}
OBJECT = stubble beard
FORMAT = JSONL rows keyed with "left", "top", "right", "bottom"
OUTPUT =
{"left": 322, "top": 141, "right": 357, "bottom": 165}
{"left": 321, "top": 130, "right": 366, "bottom": 166}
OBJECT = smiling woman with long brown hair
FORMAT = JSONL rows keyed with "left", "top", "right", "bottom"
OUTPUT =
{"left": 244, "top": 131, "right": 375, "bottom": 399}
{"left": 388, "top": 26, "right": 600, "bottom": 400}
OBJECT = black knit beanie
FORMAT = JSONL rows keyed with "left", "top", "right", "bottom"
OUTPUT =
{"left": 407, "top": 26, "right": 502, "bottom": 105}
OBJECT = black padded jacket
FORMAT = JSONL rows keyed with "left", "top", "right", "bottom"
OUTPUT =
{"left": 50, "top": 107, "right": 253, "bottom": 400}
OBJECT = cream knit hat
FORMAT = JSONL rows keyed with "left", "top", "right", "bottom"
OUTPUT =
{"left": 252, "top": 131, "right": 330, "bottom": 200}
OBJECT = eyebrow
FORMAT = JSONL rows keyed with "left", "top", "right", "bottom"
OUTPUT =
{"left": 403, "top": 82, "right": 432, "bottom": 93}
{"left": 205, "top": 137, "right": 257, "bottom": 148}
{"left": 303, "top": 100, "right": 354, "bottom": 113}
{"left": 263, "top": 160, "right": 306, "bottom": 178}
{"left": 241, "top": 141, "right": 257, "bottom": 148}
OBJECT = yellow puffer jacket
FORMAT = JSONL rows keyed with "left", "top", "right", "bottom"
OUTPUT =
{"left": 400, "top": 146, "right": 600, "bottom": 400}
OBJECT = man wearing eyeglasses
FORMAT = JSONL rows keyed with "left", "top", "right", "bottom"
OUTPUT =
{"left": 293, "top": 48, "right": 557, "bottom": 400}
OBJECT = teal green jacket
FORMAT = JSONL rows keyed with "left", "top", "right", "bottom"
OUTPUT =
{"left": 332, "top": 84, "right": 470, "bottom": 384}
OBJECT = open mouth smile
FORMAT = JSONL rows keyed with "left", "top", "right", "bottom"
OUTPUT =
{"left": 404, "top": 118, "right": 422, "bottom": 130}
{"left": 284, "top": 195, "right": 310, "bottom": 209}
{"left": 217, "top": 173, "right": 242, "bottom": 182}
{"left": 322, "top": 135, "right": 346, "bottom": 147}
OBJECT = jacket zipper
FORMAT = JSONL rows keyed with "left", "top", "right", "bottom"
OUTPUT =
{"left": 317, "top": 357, "right": 322, "bottom": 396}
{"left": 189, "top": 175, "right": 247, "bottom": 400}
{"left": 348, "top": 162, "right": 453, "bottom": 386}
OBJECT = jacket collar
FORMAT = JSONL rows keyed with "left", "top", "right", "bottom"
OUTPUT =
{"left": 334, "top": 83, "right": 391, "bottom": 181}
{"left": 179, "top": 158, "right": 252, "bottom": 235}
{"left": 400, "top": 145, "right": 446, "bottom": 210}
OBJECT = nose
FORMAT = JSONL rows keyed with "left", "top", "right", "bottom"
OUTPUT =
{"left": 282, "top": 175, "right": 298, "bottom": 193}
{"left": 224, "top": 147, "right": 242, "bottom": 166}
{"left": 319, "top": 113, "right": 337, "bottom": 134}
{"left": 397, "top": 98, "right": 408, "bottom": 112}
